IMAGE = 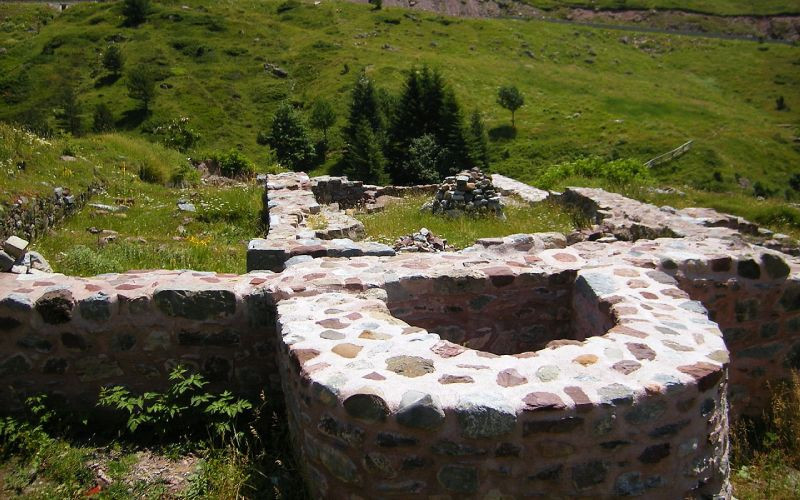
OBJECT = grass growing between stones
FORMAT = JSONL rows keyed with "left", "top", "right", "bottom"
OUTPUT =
{"left": 731, "top": 372, "right": 800, "bottom": 499}
{"left": 356, "top": 195, "right": 577, "bottom": 248}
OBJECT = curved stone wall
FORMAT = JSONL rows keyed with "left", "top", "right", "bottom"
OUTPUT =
{"left": 274, "top": 263, "right": 729, "bottom": 498}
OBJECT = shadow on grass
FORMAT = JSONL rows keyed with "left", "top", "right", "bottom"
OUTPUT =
{"left": 94, "top": 74, "right": 121, "bottom": 88}
{"left": 117, "top": 108, "right": 149, "bottom": 130}
{"left": 489, "top": 124, "right": 517, "bottom": 141}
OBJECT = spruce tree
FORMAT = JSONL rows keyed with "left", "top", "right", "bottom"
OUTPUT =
{"left": 58, "top": 85, "right": 82, "bottom": 136}
{"left": 386, "top": 69, "right": 425, "bottom": 182}
{"left": 266, "top": 102, "right": 315, "bottom": 171}
{"left": 103, "top": 45, "right": 124, "bottom": 76}
{"left": 436, "top": 88, "right": 470, "bottom": 177}
{"left": 344, "top": 118, "right": 389, "bottom": 185}
{"left": 466, "top": 109, "right": 490, "bottom": 169}
{"left": 342, "top": 73, "right": 386, "bottom": 181}
{"left": 92, "top": 103, "right": 115, "bottom": 132}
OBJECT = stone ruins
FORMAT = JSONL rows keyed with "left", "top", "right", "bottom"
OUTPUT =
{"left": 1, "top": 170, "right": 799, "bottom": 498}
{"left": 423, "top": 168, "right": 505, "bottom": 217}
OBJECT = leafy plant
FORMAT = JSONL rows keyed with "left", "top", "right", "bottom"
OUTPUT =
{"left": 265, "top": 102, "right": 315, "bottom": 171}
{"left": 209, "top": 149, "right": 255, "bottom": 178}
{"left": 149, "top": 116, "right": 200, "bottom": 152}
{"left": 126, "top": 65, "right": 156, "bottom": 111}
{"left": 98, "top": 365, "right": 252, "bottom": 444}
{"left": 102, "top": 45, "right": 124, "bottom": 75}
{"left": 497, "top": 85, "right": 524, "bottom": 128}
{"left": 92, "top": 103, "right": 115, "bottom": 133}
{"left": 535, "top": 156, "right": 650, "bottom": 189}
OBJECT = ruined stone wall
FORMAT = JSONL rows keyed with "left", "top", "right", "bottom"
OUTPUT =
{"left": 0, "top": 185, "right": 97, "bottom": 242}
{"left": 0, "top": 271, "right": 278, "bottom": 409}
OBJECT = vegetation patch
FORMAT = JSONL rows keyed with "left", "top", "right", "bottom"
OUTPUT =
{"left": 356, "top": 195, "right": 577, "bottom": 248}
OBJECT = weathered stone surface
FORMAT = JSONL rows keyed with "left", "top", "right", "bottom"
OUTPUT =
{"left": 0, "top": 354, "right": 31, "bottom": 377}
{"left": 3, "top": 236, "right": 28, "bottom": 259}
{"left": 386, "top": 356, "right": 434, "bottom": 377}
{"left": 74, "top": 355, "right": 122, "bottom": 382}
{"left": 639, "top": 443, "right": 671, "bottom": 464}
{"left": 35, "top": 289, "right": 74, "bottom": 324}
{"left": 154, "top": 288, "right": 236, "bottom": 320}
{"left": 572, "top": 460, "right": 608, "bottom": 490}
{"left": 523, "top": 392, "right": 566, "bottom": 411}
{"left": 396, "top": 391, "right": 445, "bottom": 430}
{"left": 497, "top": 368, "right": 527, "bottom": 387}
{"left": 79, "top": 292, "right": 112, "bottom": 321}
{"left": 343, "top": 392, "right": 389, "bottom": 422}
{"left": 762, "top": 253, "right": 791, "bottom": 279}
{"left": 455, "top": 393, "right": 516, "bottom": 438}
{"left": 318, "top": 442, "right": 360, "bottom": 484}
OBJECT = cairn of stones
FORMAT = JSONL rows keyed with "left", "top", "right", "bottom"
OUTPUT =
{"left": 392, "top": 227, "right": 452, "bottom": 253}
{"left": 424, "top": 168, "right": 504, "bottom": 217}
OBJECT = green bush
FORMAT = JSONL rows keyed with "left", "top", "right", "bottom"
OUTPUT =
{"left": 209, "top": 149, "right": 254, "bottom": 178}
{"left": 137, "top": 158, "right": 168, "bottom": 184}
{"left": 148, "top": 116, "right": 200, "bottom": 152}
{"left": 170, "top": 162, "right": 201, "bottom": 187}
{"left": 536, "top": 157, "right": 650, "bottom": 189}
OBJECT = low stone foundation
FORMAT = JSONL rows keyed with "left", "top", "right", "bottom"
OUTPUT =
{"left": 2, "top": 171, "right": 799, "bottom": 497}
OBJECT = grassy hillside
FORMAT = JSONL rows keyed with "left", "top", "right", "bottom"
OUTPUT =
{"left": 1, "top": 0, "right": 798, "bottom": 197}
{"left": 522, "top": 0, "right": 800, "bottom": 16}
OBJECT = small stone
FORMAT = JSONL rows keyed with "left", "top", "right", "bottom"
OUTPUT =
{"left": 35, "top": 289, "right": 74, "bottom": 324}
{"left": 626, "top": 342, "right": 656, "bottom": 361}
{"left": 332, "top": 343, "right": 363, "bottom": 359}
{"left": 639, "top": 443, "right": 670, "bottom": 464}
{"left": 535, "top": 440, "right": 576, "bottom": 458}
{"left": 431, "top": 439, "right": 488, "bottom": 456}
{"left": 523, "top": 416, "right": 584, "bottom": 435}
{"left": 762, "top": 253, "right": 790, "bottom": 279}
{"left": 455, "top": 393, "right": 516, "bottom": 438}
{"left": 523, "top": 392, "right": 566, "bottom": 411}
{"left": 0, "top": 354, "right": 31, "bottom": 377}
{"left": 612, "top": 360, "right": 642, "bottom": 375}
{"left": 495, "top": 368, "right": 527, "bottom": 388}
{"left": 572, "top": 460, "right": 607, "bottom": 490}
{"left": 396, "top": 391, "right": 445, "bottom": 430}
{"left": 574, "top": 354, "right": 598, "bottom": 366}
{"left": 437, "top": 464, "right": 478, "bottom": 493}
{"left": 154, "top": 288, "right": 236, "bottom": 320}
{"left": 0, "top": 251, "right": 14, "bottom": 272}
{"left": 386, "top": 356, "right": 434, "bottom": 378}
{"left": 439, "top": 374, "right": 474, "bottom": 384}
{"left": 737, "top": 259, "right": 761, "bottom": 280}
{"left": 625, "top": 400, "right": 667, "bottom": 425}
{"left": 615, "top": 472, "right": 646, "bottom": 496}
{"left": 536, "top": 365, "right": 560, "bottom": 382}
{"left": 79, "top": 292, "right": 112, "bottom": 322}
{"left": 343, "top": 391, "right": 389, "bottom": 422}
{"left": 318, "top": 442, "right": 359, "bottom": 484}
{"left": 598, "top": 383, "right": 634, "bottom": 405}
{"left": 431, "top": 340, "right": 466, "bottom": 358}
{"left": 3, "top": 236, "right": 29, "bottom": 259}
{"left": 320, "top": 329, "right": 345, "bottom": 340}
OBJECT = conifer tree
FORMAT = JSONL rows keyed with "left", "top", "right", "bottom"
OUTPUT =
{"left": 343, "top": 72, "right": 382, "bottom": 143}
{"left": 58, "top": 85, "right": 82, "bottom": 136}
{"left": 436, "top": 88, "right": 469, "bottom": 177}
{"left": 92, "top": 103, "right": 115, "bottom": 133}
{"left": 344, "top": 118, "right": 389, "bottom": 185}
{"left": 466, "top": 109, "right": 490, "bottom": 169}
{"left": 266, "top": 102, "right": 315, "bottom": 171}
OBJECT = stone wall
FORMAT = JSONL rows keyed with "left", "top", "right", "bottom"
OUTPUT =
{"left": 3, "top": 172, "right": 800, "bottom": 497}
{"left": 0, "top": 185, "right": 97, "bottom": 242}
{"left": 0, "top": 270, "right": 279, "bottom": 408}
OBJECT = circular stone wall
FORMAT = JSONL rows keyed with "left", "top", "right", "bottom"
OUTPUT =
{"left": 275, "top": 264, "right": 730, "bottom": 498}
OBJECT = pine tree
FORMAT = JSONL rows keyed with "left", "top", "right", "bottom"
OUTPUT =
{"left": 343, "top": 72, "right": 383, "bottom": 143}
{"left": 386, "top": 69, "right": 425, "bottom": 182}
{"left": 266, "top": 102, "right": 315, "bottom": 172}
{"left": 419, "top": 67, "right": 445, "bottom": 134}
{"left": 466, "top": 109, "right": 490, "bottom": 169}
{"left": 343, "top": 118, "right": 389, "bottom": 185}
{"left": 436, "top": 88, "right": 470, "bottom": 177}
{"left": 126, "top": 66, "right": 155, "bottom": 111}
{"left": 123, "top": 0, "right": 151, "bottom": 26}
{"left": 92, "top": 103, "right": 115, "bottom": 132}
{"left": 58, "top": 85, "right": 82, "bottom": 136}
{"left": 103, "top": 45, "right": 124, "bottom": 76}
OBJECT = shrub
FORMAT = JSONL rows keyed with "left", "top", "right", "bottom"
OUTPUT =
{"left": 497, "top": 85, "right": 524, "bottom": 128}
{"left": 209, "top": 149, "right": 254, "bottom": 178}
{"left": 170, "top": 162, "right": 201, "bottom": 187}
{"left": 149, "top": 116, "right": 200, "bottom": 152}
{"left": 536, "top": 157, "right": 650, "bottom": 189}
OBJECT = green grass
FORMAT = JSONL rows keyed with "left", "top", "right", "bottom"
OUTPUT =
{"left": 32, "top": 183, "right": 263, "bottom": 276}
{"left": 521, "top": 0, "right": 800, "bottom": 16}
{"left": 356, "top": 195, "right": 577, "bottom": 248}
{"left": 0, "top": 0, "right": 798, "bottom": 196}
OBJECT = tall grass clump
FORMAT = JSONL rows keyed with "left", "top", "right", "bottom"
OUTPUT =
{"left": 731, "top": 372, "right": 800, "bottom": 498}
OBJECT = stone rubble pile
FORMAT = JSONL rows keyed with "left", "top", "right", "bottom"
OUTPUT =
{"left": 392, "top": 227, "right": 452, "bottom": 253}
{"left": 424, "top": 168, "right": 504, "bottom": 217}
{"left": 0, "top": 236, "right": 52, "bottom": 274}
